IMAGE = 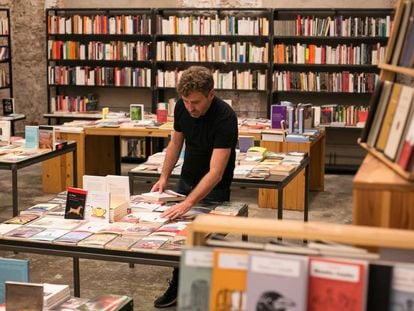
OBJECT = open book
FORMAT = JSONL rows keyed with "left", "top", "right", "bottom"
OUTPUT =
{"left": 141, "top": 190, "right": 186, "bottom": 202}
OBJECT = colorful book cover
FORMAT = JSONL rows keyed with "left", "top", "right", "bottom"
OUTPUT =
{"left": 65, "top": 187, "right": 88, "bottom": 220}
{"left": 104, "top": 236, "right": 141, "bottom": 251}
{"left": 29, "top": 216, "right": 84, "bottom": 231}
{"left": 246, "top": 252, "right": 309, "bottom": 311}
{"left": 122, "top": 223, "right": 160, "bottom": 237}
{"left": 84, "top": 190, "right": 110, "bottom": 223}
{"left": 24, "top": 126, "right": 39, "bottom": 149}
{"left": 77, "top": 233, "right": 118, "bottom": 248}
{"left": 4, "top": 226, "right": 45, "bottom": 239}
{"left": 38, "top": 125, "right": 55, "bottom": 150}
{"left": 29, "top": 228, "right": 69, "bottom": 242}
{"left": 79, "top": 294, "right": 132, "bottom": 311}
{"left": 0, "top": 257, "right": 29, "bottom": 303}
{"left": 390, "top": 263, "right": 414, "bottom": 311}
{"left": 53, "top": 230, "right": 94, "bottom": 245}
{"left": 178, "top": 247, "right": 214, "bottom": 311}
{"left": 0, "top": 223, "right": 22, "bottom": 237}
{"left": 210, "top": 248, "right": 249, "bottom": 311}
{"left": 4, "top": 214, "right": 39, "bottom": 225}
{"left": 270, "top": 105, "right": 287, "bottom": 129}
{"left": 130, "top": 236, "right": 169, "bottom": 252}
{"left": 307, "top": 257, "right": 368, "bottom": 311}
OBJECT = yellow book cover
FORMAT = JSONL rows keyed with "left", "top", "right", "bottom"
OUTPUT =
{"left": 209, "top": 248, "right": 248, "bottom": 311}
{"left": 376, "top": 83, "right": 402, "bottom": 151}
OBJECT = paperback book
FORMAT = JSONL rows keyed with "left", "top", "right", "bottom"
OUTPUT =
{"left": 2, "top": 98, "right": 14, "bottom": 116}
{"left": 65, "top": 187, "right": 88, "bottom": 220}
{"left": 38, "top": 125, "right": 55, "bottom": 150}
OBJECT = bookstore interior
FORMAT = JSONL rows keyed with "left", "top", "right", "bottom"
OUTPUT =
{"left": 0, "top": 0, "right": 414, "bottom": 310}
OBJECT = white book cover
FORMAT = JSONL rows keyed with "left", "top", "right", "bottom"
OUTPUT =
{"left": 384, "top": 85, "right": 414, "bottom": 160}
{"left": 82, "top": 175, "right": 107, "bottom": 192}
{"left": 0, "top": 120, "right": 11, "bottom": 143}
{"left": 85, "top": 190, "right": 110, "bottom": 223}
{"left": 105, "top": 175, "right": 130, "bottom": 202}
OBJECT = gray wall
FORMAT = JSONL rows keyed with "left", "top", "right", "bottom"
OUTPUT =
{"left": 1, "top": 0, "right": 394, "bottom": 132}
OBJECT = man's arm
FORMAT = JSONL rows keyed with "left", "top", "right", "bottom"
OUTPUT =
{"left": 161, "top": 147, "right": 231, "bottom": 219}
{"left": 151, "top": 131, "right": 184, "bottom": 192}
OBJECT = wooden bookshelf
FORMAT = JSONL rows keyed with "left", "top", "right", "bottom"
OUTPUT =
{"left": 353, "top": 154, "right": 414, "bottom": 229}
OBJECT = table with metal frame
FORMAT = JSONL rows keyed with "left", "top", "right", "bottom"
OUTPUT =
{"left": 0, "top": 142, "right": 77, "bottom": 216}
{"left": 128, "top": 155, "right": 310, "bottom": 222}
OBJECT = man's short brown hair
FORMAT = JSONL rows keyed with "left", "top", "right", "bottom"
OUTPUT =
{"left": 177, "top": 66, "right": 214, "bottom": 97}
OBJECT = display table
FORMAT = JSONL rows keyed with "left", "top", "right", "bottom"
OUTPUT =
{"left": 353, "top": 154, "right": 414, "bottom": 229}
{"left": 258, "top": 131, "right": 325, "bottom": 211}
{"left": 129, "top": 154, "right": 310, "bottom": 221}
{"left": 0, "top": 142, "right": 77, "bottom": 216}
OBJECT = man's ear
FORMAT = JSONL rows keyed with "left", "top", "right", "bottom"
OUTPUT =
{"left": 208, "top": 89, "right": 215, "bottom": 101}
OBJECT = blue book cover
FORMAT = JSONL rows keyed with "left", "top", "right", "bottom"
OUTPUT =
{"left": 271, "top": 105, "right": 287, "bottom": 129}
{"left": 24, "top": 125, "right": 39, "bottom": 149}
{"left": 0, "top": 257, "right": 29, "bottom": 303}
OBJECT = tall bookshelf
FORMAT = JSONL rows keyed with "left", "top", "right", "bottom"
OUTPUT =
{"left": 0, "top": 8, "right": 13, "bottom": 104}
{"left": 44, "top": 7, "right": 393, "bottom": 170}
{"left": 353, "top": 0, "right": 414, "bottom": 229}
{"left": 271, "top": 8, "right": 392, "bottom": 171}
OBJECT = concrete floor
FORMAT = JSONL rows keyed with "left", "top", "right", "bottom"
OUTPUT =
{"left": 0, "top": 163, "right": 354, "bottom": 310}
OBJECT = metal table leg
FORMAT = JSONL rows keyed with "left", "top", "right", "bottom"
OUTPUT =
{"left": 73, "top": 257, "right": 80, "bottom": 297}
{"left": 12, "top": 167, "right": 18, "bottom": 216}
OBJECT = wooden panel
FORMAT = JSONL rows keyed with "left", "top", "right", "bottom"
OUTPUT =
{"left": 42, "top": 132, "right": 85, "bottom": 193}
{"left": 258, "top": 139, "right": 316, "bottom": 211}
{"left": 353, "top": 155, "right": 414, "bottom": 230}
{"left": 85, "top": 135, "right": 116, "bottom": 176}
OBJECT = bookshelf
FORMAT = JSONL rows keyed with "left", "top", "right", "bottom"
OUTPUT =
{"left": 0, "top": 9, "right": 13, "bottom": 103}
{"left": 45, "top": 7, "right": 394, "bottom": 170}
{"left": 353, "top": 0, "right": 414, "bottom": 230}
{"left": 271, "top": 8, "right": 392, "bottom": 171}
{"left": 358, "top": 0, "right": 414, "bottom": 181}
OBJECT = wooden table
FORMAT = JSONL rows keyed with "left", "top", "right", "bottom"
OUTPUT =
{"left": 258, "top": 131, "right": 325, "bottom": 211}
{"left": 353, "top": 154, "right": 414, "bottom": 229}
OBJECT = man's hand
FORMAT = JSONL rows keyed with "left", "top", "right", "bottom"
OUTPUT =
{"left": 161, "top": 201, "right": 192, "bottom": 220}
{"left": 151, "top": 179, "right": 167, "bottom": 193}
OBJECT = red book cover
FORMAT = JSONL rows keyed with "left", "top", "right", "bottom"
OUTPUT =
{"left": 308, "top": 257, "right": 368, "bottom": 311}
{"left": 65, "top": 187, "right": 88, "bottom": 220}
{"left": 398, "top": 141, "right": 414, "bottom": 170}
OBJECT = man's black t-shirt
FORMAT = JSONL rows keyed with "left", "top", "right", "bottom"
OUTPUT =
{"left": 174, "top": 96, "right": 238, "bottom": 190}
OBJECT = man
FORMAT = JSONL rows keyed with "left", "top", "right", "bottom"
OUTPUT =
{"left": 152, "top": 66, "right": 238, "bottom": 308}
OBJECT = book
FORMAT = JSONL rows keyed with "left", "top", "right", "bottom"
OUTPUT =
{"left": 157, "top": 236, "right": 187, "bottom": 254}
{"left": 84, "top": 190, "right": 110, "bottom": 222}
{"left": 77, "top": 232, "right": 118, "bottom": 248}
{"left": 398, "top": 3, "right": 414, "bottom": 67}
{"left": 366, "top": 262, "right": 393, "bottom": 311}
{"left": 104, "top": 235, "right": 141, "bottom": 251}
{"left": 130, "top": 104, "right": 144, "bottom": 121}
{"left": 29, "top": 228, "right": 69, "bottom": 242}
{"left": 141, "top": 190, "right": 186, "bottom": 202}
{"left": 82, "top": 175, "right": 107, "bottom": 192}
{"left": 209, "top": 248, "right": 249, "bottom": 311}
{"left": 397, "top": 109, "right": 414, "bottom": 170}
{"left": 24, "top": 125, "right": 39, "bottom": 149}
{"left": 29, "top": 216, "right": 84, "bottom": 230}
{"left": 38, "top": 125, "right": 55, "bottom": 150}
{"left": 390, "top": 263, "right": 414, "bottom": 311}
{"left": 307, "top": 257, "right": 368, "bottom": 311}
{"left": 270, "top": 104, "right": 287, "bottom": 129}
{"left": 43, "top": 283, "right": 71, "bottom": 309}
{"left": 3, "top": 226, "right": 45, "bottom": 239}
{"left": 0, "top": 223, "right": 21, "bottom": 237}
{"left": 391, "top": 0, "right": 413, "bottom": 65}
{"left": 53, "top": 230, "right": 94, "bottom": 245}
{"left": 0, "top": 120, "right": 10, "bottom": 144}
{"left": 366, "top": 80, "right": 393, "bottom": 148}
{"left": 78, "top": 294, "right": 133, "bottom": 311}
{"left": 360, "top": 80, "right": 384, "bottom": 143}
{"left": 2, "top": 98, "right": 14, "bottom": 116}
{"left": 246, "top": 252, "right": 309, "bottom": 311}
{"left": 4, "top": 213, "right": 39, "bottom": 225}
{"left": 5, "top": 281, "right": 43, "bottom": 310}
{"left": 121, "top": 223, "right": 161, "bottom": 238}
{"left": 376, "top": 83, "right": 403, "bottom": 151}
{"left": 178, "top": 248, "right": 214, "bottom": 311}
{"left": 261, "top": 129, "right": 286, "bottom": 142}
{"left": 20, "top": 203, "right": 60, "bottom": 216}
{"left": 0, "top": 258, "right": 29, "bottom": 303}
{"left": 238, "top": 135, "right": 254, "bottom": 153}
{"left": 130, "top": 236, "right": 169, "bottom": 252}
{"left": 384, "top": 85, "right": 414, "bottom": 160}
{"left": 64, "top": 187, "right": 88, "bottom": 220}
